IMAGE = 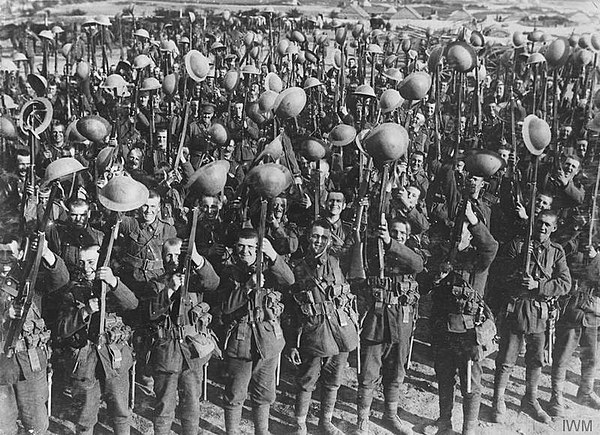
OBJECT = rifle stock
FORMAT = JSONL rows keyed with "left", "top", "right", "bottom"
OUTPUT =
{"left": 97, "top": 216, "right": 121, "bottom": 349}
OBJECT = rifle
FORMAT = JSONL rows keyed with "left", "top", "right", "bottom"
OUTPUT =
{"left": 281, "top": 129, "right": 305, "bottom": 199}
{"left": 4, "top": 183, "right": 58, "bottom": 356}
{"left": 406, "top": 299, "right": 419, "bottom": 371}
{"left": 97, "top": 215, "right": 121, "bottom": 349}
{"left": 173, "top": 101, "right": 191, "bottom": 170}
{"left": 129, "top": 359, "right": 136, "bottom": 409}
{"left": 47, "top": 363, "right": 53, "bottom": 417}
{"left": 347, "top": 157, "right": 373, "bottom": 281}
{"left": 377, "top": 163, "right": 393, "bottom": 279}
{"left": 177, "top": 206, "right": 200, "bottom": 340}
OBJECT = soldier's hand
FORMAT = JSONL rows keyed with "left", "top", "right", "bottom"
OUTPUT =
{"left": 191, "top": 243, "right": 205, "bottom": 269}
{"left": 287, "top": 347, "right": 302, "bottom": 366}
{"left": 25, "top": 184, "right": 35, "bottom": 197}
{"left": 464, "top": 201, "right": 478, "bottom": 226}
{"left": 169, "top": 273, "right": 185, "bottom": 291}
{"left": 180, "top": 147, "right": 190, "bottom": 164}
{"left": 249, "top": 273, "right": 265, "bottom": 289}
{"left": 555, "top": 169, "right": 569, "bottom": 187}
{"left": 96, "top": 266, "right": 118, "bottom": 288}
{"left": 209, "top": 243, "right": 226, "bottom": 258}
{"left": 378, "top": 217, "right": 391, "bottom": 245}
{"left": 521, "top": 274, "right": 539, "bottom": 290}
{"left": 586, "top": 245, "right": 598, "bottom": 259}
{"left": 299, "top": 194, "right": 312, "bottom": 209}
{"left": 8, "top": 302, "right": 24, "bottom": 319}
{"left": 262, "top": 238, "right": 278, "bottom": 262}
{"left": 87, "top": 298, "right": 100, "bottom": 314}
{"left": 40, "top": 238, "right": 57, "bottom": 267}
{"left": 515, "top": 201, "right": 528, "bottom": 220}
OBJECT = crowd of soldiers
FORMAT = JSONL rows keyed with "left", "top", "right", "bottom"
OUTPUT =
{"left": 0, "top": 9, "right": 599, "bottom": 435}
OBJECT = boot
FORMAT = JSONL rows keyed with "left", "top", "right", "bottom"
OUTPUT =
{"left": 520, "top": 368, "right": 551, "bottom": 424}
{"left": 225, "top": 407, "right": 243, "bottom": 435}
{"left": 381, "top": 401, "right": 412, "bottom": 435}
{"left": 461, "top": 396, "right": 480, "bottom": 435}
{"left": 318, "top": 389, "right": 344, "bottom": 435}
{"left": 576, "top": 364, "right": 600, "bottom": 410}
{"left": 355, "top": 389, "right": 373, "bottom": 435}
{"left": 491, "top": 370, "right": 509, "bottom": 423}
{"left": 293, "top": 391, "right": 312, "bottom": 435}
{"left": 422, "top": 417, "right": 452, "bottom": 435}
{"left": 576, "top": 391, "right": 600, "bottom": 410}
{"left": 253, "top": 405, "right": 271, "bottom": 435}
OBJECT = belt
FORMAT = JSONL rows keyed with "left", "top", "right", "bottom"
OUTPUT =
{"left": 125, "top": 254, "right": 164, "bottom": 270}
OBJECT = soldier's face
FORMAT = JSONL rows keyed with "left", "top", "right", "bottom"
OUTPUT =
{"left": 236, "top": 237, "right": 257, "bottom": 266}
{"left": 410, "top": 154, "right": 424, "bottom": 172}
{"left": 271, "top": 197, "right": 286, "bottom": 220}
{"left": 389, "top": 222, "right": 409, "bottom": 244}
{"left": 534, "top": 214, "right": 557, "bottom": 242}
{"left": 157, "top": 131, "right": 168, "bottom": 151}
{"left": 234, "top": 102, "right": 244, "bottom": 118}
{"left": 535, "top": 194, "right": 553, "bottom": 215}
{"left": 326, "top": 192, "right": 345, "bottom": 217}
{"left": 309, "top": 226, "right": 330, "bottom": 256}
{"left": 17, "top": 155, "right": 31, "bottom": 176}
{"left": 0, "top": 242, "right": 19, "bottom": 277}
{"left": 79, "top": 248, "right": 100, "bottom": 281}
{"left": 141, "top": 196, "right": 160, "bottom": 223}
{"left": 562, "top": 158, "right": 580, "bottom": 179}
{"left": 52, "top": 126, "right": 65, "bottom": 147}
{"left": 128, "top": 150, "right": 142, "bottom": 170}
{"left": 139, "top": 94, "right": 150, "bottom": 106}
{"left": 466, "top": 175, "right": 484, "bottom": 198}
{"left": 201, "top": 196, "right": 220, "bottom": 220}
{"left": 68, "top": 204, "right": 90, "bottom": 229}
{"left": 164, "top": 242, "right": 182, "bottom": 271}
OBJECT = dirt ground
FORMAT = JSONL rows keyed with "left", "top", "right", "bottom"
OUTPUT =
{"left": 45, "top": 304, "right": 600, "bottom": 435}
{"left": 4, "top": 1, "right": 600, "bottom": 434}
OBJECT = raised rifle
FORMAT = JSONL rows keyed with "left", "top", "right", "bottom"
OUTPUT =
{"left": 177, "top": 206, "right": 200, "bottom": 341}
{"left": 347, "top": 157, "right": 373, "bottom": 281}
{"left": 3, "top": 183, "right": 58, "bottom": 356}
{"left": 97, "top": 215, "right": 121, "bottom": 349}
{"left": 173, "top": 101, "right": 191, "bottom": 170}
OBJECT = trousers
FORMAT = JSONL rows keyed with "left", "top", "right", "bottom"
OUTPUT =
{"left": 223, "top": 356, "right": 278, "bottom": 410}
{"left": 0, "top": 369, "right": 48, "bottom": 435}
{"left": 296, "top": 352, "right": 348, "bottom": 394}
{"left": 359, "top": 340, "right": 411, "bottom": 403}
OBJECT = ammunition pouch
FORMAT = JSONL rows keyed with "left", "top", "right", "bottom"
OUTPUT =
{"left": 293, "top": 283, "right": 353, "bottom": 318}
{"left": 104, "top": 314, "right": 133, "bottom": 345}
{"left": 367, "top": 276, "right": 419, "bottom": 307}
{"left": 16, "top": 318, "right": 51, "bottom": 373}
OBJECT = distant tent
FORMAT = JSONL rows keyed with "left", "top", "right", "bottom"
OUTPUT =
{"left": 449, "top": 6, "right": 474, "bottom": 22}
{"left": 570, "top": 11, "right": 592, "bottom": 24}
{"left": 340, "top": 3, "right": 370, "bottom": 20}
{"left": 391, "top": 6, "right": 423, "bottom": 21}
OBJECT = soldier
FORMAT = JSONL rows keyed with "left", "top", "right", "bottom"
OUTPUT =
{"left": 287, "top": 220, "right": 359, "bottom": 435}
{"left": 147, "top": 238, "right": 220, "bottom": 434}
{"left": 47, "top": 198, "right": 104, "bottom": 275}
{"left": 0, "top": 237, "right": 69, "bottom": 435}
{"left": 356, "top": 217, "right": 424, "bottom": 435}
{"left": 492, "top": 210, "right": 571, "bottom": 424}
{"left": 54, "top": 244, "right": 137, "bottom": 435}
{"left": 426, "top": 199, "right": 498, "bottom": 435}
{"left": 220, "top": 228, "right": 294, "bottom": 435}
{"left": 549, "top": 244, "right": 600, "bottom": 416}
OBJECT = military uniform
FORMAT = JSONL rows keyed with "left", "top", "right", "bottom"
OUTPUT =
{"left": 550, "top": 254, "right": 600, "bottom": 416}
{"left": 0, "top": 256, "right": 69, "bottom": 435}
{"left": 54, "top": 276, "right": 137, "bottom": 435}
{"left": 356, "top": 238, "right": 424, "bottom": 434}
{"left": 492, "top": 237, "right": 571, "bottom": 423}
{"left": 147, "top": 259, "right": 220, "bottom": 434}
{"left": 220, "top": 254, "right": 294, "bottom": 435}
{"left": 429, "top": 221, "right": 498, "bottom": 435}
{"left": 47, "top": 222, "right": 105, "bottom": 275}
{"left": 118, "top": 215, "right": 177, "bottom": 292}
{"left": 288, "top": 252, "right": 358, "bottom": 435}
